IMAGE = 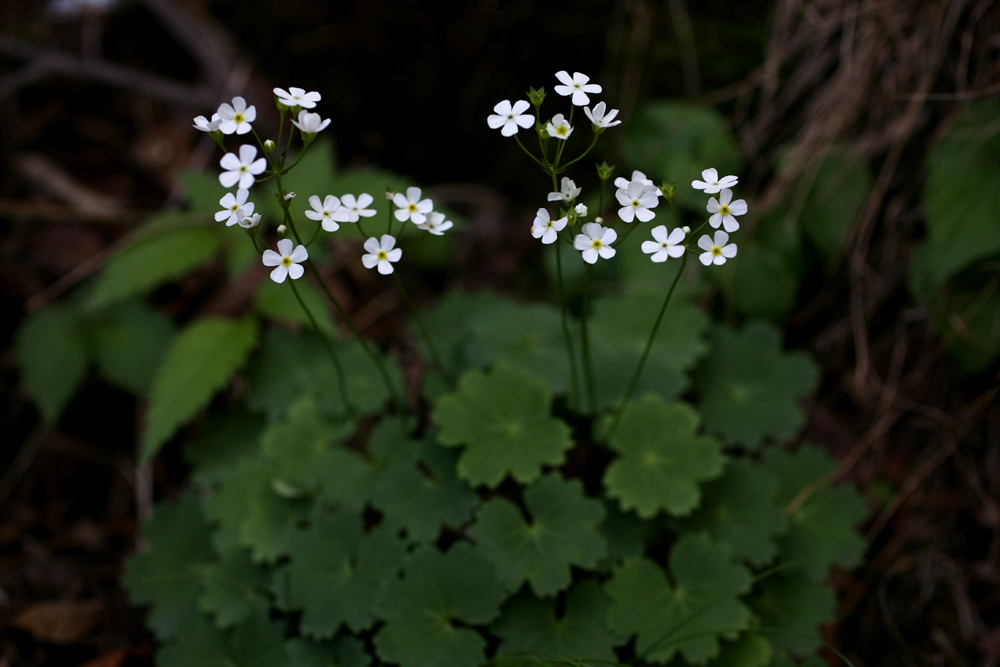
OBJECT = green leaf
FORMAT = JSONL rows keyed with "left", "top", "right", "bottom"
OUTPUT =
{"left": 87, "top": 214, "right": 223, "bottom": 309}
{"left": 247, "top": 328, "right": 399, "bottom": 421}
{"left": 177, "top": 170, "right": 242, "bottom": 216}
{"left": 588, "top": 294, "right": 710, "bottom": 408}
{"left": 278, "top": 510, "right": 406, "bottom": 637}
{"left": 705, "top": 632, "right": 773, "bottom": 667}
{"left": 465, "top": 300, "right": 573, "bottom": 394}
{"left": 260, "top": 395, "right": 353, "bottom": 494}
{"left": 620, "top": 102, "right": 741, "bottom": 212}
{"left": 492, "top": 580, "right": 622, "bottom": 662}
{"left": 751, "top": 572, "right": 835, "bottom": 657}
{"left": 183, "top": 409, "right": 266, "bottom": 487}
{"left": 373, "top": 440, "right": 479, "bottom": 543}
{"left": 286, "top": 636, "right": 371, "bottom": 667}
{"left": 678, "top": 459, "right": 787, "bottom": 566}
{"left": 921, "top": 101, "right": 1000, "bottom": 288}
{"left": 603, "top": 395, "right": 724, "bottom": 519}
{"left": 254, "top": 273, "right": 337, "bottom": 335}
{"left": 416, "top": 290, "right": 504, "bottom": 379}
{"left": 15, "top": 303, "right": 89, "bottom": 424}
{"left": 598, "top": 501, "right": 649, "bottom": 568}
{"left": 373, "top": 543, "right": 506, "bottom": 667}
{"left": 142, "top": 317, "right": 259, "bottom": 463}
{"left": 693, "top": 323, "right": 818, "bottom": 449}
{"left": 283, "top": 140, "right": 338, "bottom": 222}
{"left": 470, "top": 474, "right": 606, "bottom": 596}
{"left": 605, "top": 535, "right": 753, "bottom": 664}
{"left": 763, "top": 445, "right": 867, "bottom": 580}
{"left": 725, "top": 240, "right": 802, "bottom": 321}
{"left": 89, "top": 300, "right": 176, "bottom": 396}
{"left": 122, "top": 493, "right": 214, "bottom": 640}
{"left": 790, "top": 145, "right": 871, "bottom": 258}
{"left": 432, "top": 365, "right": 574, "bottom": 487}
{"left": 197, "top": 547, "right": 270, "bottom": 629}
{"left": 158, "top": 611, "right": 287, "bottom": 667}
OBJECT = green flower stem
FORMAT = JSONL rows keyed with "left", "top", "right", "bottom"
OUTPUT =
{"left": 580, "top": 263, "right": 597, "bottom": 414}
{"left": 386, "top": 197, "right": 395, "bottom": 236}
{"left": 513, "top": 134, "right": 547, "bottom": 169}
{"left": 274, "top": 171, "right": 404, "bottom": 412}
{"left": 288, "top": 279, "right": 359, "bottom": 425}
{"left": 275, "top": 108, "right": 287, "bottom": 166}
{"left": 558, "top": 134, "right": 599, "bottom": 171}
{"left": 554, "top": 241, "right": 581, "bottom": 409}
{"left": 391, "top": 272, "right": 455, "bottom": 389}
{"left": 605, "top": 251, "right": 688, "bottom": 442}
{"left": 611, "top": 220, "right": 641, "bottom": 248}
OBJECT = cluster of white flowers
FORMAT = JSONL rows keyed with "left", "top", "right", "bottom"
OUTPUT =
{"left": 487, "top": 71, "right": 621, "bottom": 141}
{"left": 690, "top": 168, "right": 744, "bottom": 266}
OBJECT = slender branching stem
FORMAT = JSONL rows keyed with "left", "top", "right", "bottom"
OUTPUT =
{"left": 580, "top": 263, "right": 597, "bottom": 413}
{"left": 554, "top": 241, "right": 581, "bottom": 408}
{"left": 392, "top": 272, "right": 454, "bottom": 389}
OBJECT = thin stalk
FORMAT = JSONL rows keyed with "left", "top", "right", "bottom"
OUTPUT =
{"left": 275, "top": 171, "right": 403, "bottom": 411}
{"left": 580, "top": 263, "right": 596, "bottom": 413}
{"left": 288, "top": 279, "right": 359, "bottom": 425}
{"left": 611, "top": 220, "right": 641, "bottom": 247}
{"left": 605, "top": 252, "right": 688, "bottom": 441}
{"left": 392, "top": 272, "right": 455, "bottom": 389}
{"left": 514, "top": 134, "right": 547, "bottom": 169}
{"left": 554, "top": 241, "right": 581, "bottom": 409}
{"left": 558, "top": 134, "right": 599, "bottom": 171}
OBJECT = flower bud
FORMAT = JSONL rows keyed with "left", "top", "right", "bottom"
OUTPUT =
{"left": 596, "top": 161, "right": 615, "bottom": 181}
{"left": 277, "top": 224, "right": 287, "bottom": 236}
{"left": 284, "top": 192, "right": 296, "bottom": 200}
{"left": 682, "top": 226, "right": 690, "bottom": 234}
{"left": 528, "top": 86, "right": 547, "bottom": 106}
{"left": 575, "top": 203, "right": 588, "bottom": 218}
{"left": 264, "top": 139, "right": 276, "bottom": 154}
{"left": 660, "top": 181, "right": 675, "bottom": 201}
{"left": 385, "top": 189, "right": 397, "bottom": 201}
{"left": 595, "top": 216, "right": 604, "bottom": 224}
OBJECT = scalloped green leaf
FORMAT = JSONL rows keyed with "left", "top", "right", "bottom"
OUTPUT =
{"left": 492, "top": 580, "right": 621, "bottom": 662}
{"left": 142, "top": 317, "right": 259, "bottom": 464}
{"left": 693, "top": 323, "right": 818, "bottom": 449}
{"left": 158, "top": 611, "right": 286, "bottom": 667}
{"left": 373, "top": 440, "right": 479, "bottom": 542}
{"left": 678, "top": 459, "right": 787, "bottom": 566}
{"left": 603, "top": 395, "right": 724, "bottom": 518}
{"left": 15, "top": 303, "right": 89, "bottom": 424}
{"left": 763, "top": 445, "right": 868, "bottom": 580}
{"left": 605, "top": 535, "right": 752, "bottom": 664}
{"left": 260, "top": 395, "right": 352, "bottom": 494}
{"left": 373, "top": 543, "right": 506, "bottom": 667}
{"left": 417, "top": 291, "right": 505, "bottom": 379}
{"left": 751, "top": 571, "right": 835, "bottom": 657}
{"left": 122, "top": 493, "right": 214, "bottom": 640}
{"left": 247, "top": 328, "right": 399, "bottom": 420}
{"left": 588, "top": 294, "right": 710, "bottom": 409}
{"left": 286, "top": 636, "right": 371, "bottom": 667}
{"left": 183, "top": 409, "right": 266, "bottom": 487}
{"left": 470, "top": 474, "right": 606, "bottom": 596}
{"left": 432, "top": 365, "right": 573, "bottom": 488}
{"left": 465, "top": 300, "right": 573, "bottom": 394}
{"left": 705, "top": 632, "right": 773, "bottom": 667}
{"left": 278, "top": 510, "right": 406, "bottom": 637}
{"left": 792, "top": 145, "right": 871, "bottom": 258}
{"left": 254, "top": 277, "right": 337, "bottom": 335}
{"left": 197, "top": 547, "right": 270, "bottom": 629}
{"left": 90, "top": 300, "right": 176, "bottom": 396}
{"left": 87, "top": 214, "right": 223, "bottom": 309}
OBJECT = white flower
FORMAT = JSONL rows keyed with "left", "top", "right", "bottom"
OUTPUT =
{"left": 216, "top": 188, "right": 255, "bottom": 226}
{"left": 614, "top": 170, "right": 661, "bottom": 197}
{"left": 217, "top": 97, "right": 256, "bottom": 135}
{"left": 392, "top": 187, "right": 433, "bottom": 224}
{"left": 291, "top": 110, "right": 331, "bottom": 135}
{"left": 362, "top": 235, "right": 402, "bottom": 275}
{"left": 418, "top": 211, "right": 453, "bottom": 236}
{"left": 554, "top": 71, "right": 601, "bottom": 106}
{"left": 641, "top": 225, "right": 686, "bottom": 262}
{"left": 488, "top": 100, "right": 534, "bottom": 137}
{"left": 262, "top": 239, "right": 308, "bottom": 283}
{"left": 193, "top": 113, "right": 221, "bottom": 132}
{"left": 616, "top": 180, "right": 659, "bottom": 223}
{"left": 237, "top": 212, "right": 261, "bottom": 229}
{"left": 698, "top": 230, "right": 738, "bottom": 266}
{"left": 273, "top": 87, "right": 321, "bottom": 109}
{"left": 575, "top": 203, "right": 588, "bottom": 218}
{"left": 706, "top": 189, "right": 747, "bottom": 232}
{"left": 306, "top": 195, "right": 349, "bottom": 232}
{"left": 692, "top": 168, "right": 738, "bottom": 194}
{"left": 219, "top": 145, "right": 267, "bottom": 189}
{"left": 583, "top": 101, "right": 621, "bottom": 128}
{"left": 530, "top": 209, "right": 568, "bottom": 245}
{"left": 339, "top": 194, "right": 377, "bottom": 222}
{"left": 547, "top": 177, "right": 582, "bottom": 203}
{"left": 546, "top": 114, "right": 573, "bottom": 141}
{"left": 574, "top": 223, "right": 617, "bottom": 263}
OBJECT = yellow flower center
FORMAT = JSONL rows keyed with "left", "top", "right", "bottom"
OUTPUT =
{"left": 323, "top": 211, "right": 330, "bottom": 217}
{"left": 408, "top": 203, "right": 418, "bottom": 212}
{"left": 557, "top": 126, "right": 568, "bottom": 136}
{"left": 632, "top": 200, "right": 640, "bottom": 208}
{"left": 711, "top": 246, "right": 722, "bottom": 256}
{"left": 591, "top": 239, "right": 603, "bottom": 250}
{"left": 719, "top": 205, "right": 730, "bottom": 216}
{"left": 282, "top": 256, "right": 293, "bottom": 266}
{"left": 239, "top": 165, "right": 247, "bottom": 173}
{"left": 231, "top": 204, "right": 239, "bottom": 212}
{"left": 233, "top": 113, "right": 244, "bottom": 124}
{"left": 377, "top": 250, "right": 388, "bottom": 260}
{"left": 546, "top": 220, "right": 553, "bottom": 228}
